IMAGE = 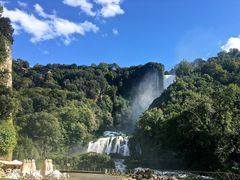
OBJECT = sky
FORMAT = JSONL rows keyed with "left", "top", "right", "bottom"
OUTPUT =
{"left": 1, "top": 0, "right": 240, "bottom": 70}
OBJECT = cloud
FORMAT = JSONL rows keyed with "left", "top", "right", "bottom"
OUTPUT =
{"left": 221, "top": 36, "right": 240, "bottom": 52}
{"left": 62, "top": 0, "right": 125, "bottom": 18}
{"left": 112, "top": 28, "right": 119, "bottom": 35}
{"left": 63, "top": 0, "right": 96, "bottom": 16}
{"left": 2, "top": 4, "right": 99, "bottom": 44}
{"left": 34, "top": 3, "right": 49, "bottom": 18}
{"left": 95, "top": 0, "right": 124, "bottom": 18}
{"left": 17, "top": 1, "right": 28, "bottom": 8}
{"left": 3, "top": 7, "right": 51, "bottom": 42}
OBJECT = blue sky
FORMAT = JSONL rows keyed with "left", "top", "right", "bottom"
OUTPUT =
{"left": 1, "top": 0, "right": 240, "bottom": 70}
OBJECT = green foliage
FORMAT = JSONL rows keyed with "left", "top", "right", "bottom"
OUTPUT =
{"left": 0, "top": 86, "right": 15, "bottom": 119}
{"left": 0, "top": 116, "right": 17, "bottom": 156}
{"left": 58, "top": 103, "right": 98, "bottom": 145}
{"left": 0, "top": 86, "right": 17, "bottom": 158}
{"left": 77, "top": 152, "right": 115, "bottom": 170}
{"left": 0, "top": 6, "right": 13, "bottom": 64}
{"left": 0, "top": 6, "right": 14, "bottom": 44}
{"left": 0, "top": 8, "right": 15, "bottom": 158}
{"left": 13, "top": 137, "right": 40, "bottom": 161}
{"left": 174, "top": 60, "right": 193, "bottom": 77}
{"left": 9, "top": 45, "right": 240, "bottom": 174}
{"left": 12, "top": 59, "right": 164, "bottom": 159}
{"left": 136, "top": 50, "right": 240, "bottom": 172}
{"left": 15, "top": 112, "right": 64, "bottom": 158}
{"left": 0, "top": 34, "right": 7, "bottom": 64}
{"left": 51, "top": 153, "right": 115, "bottom": 170}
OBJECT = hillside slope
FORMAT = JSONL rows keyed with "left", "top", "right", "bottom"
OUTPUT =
{"left": 135, "top": 50, "right": 240, "bottom": 172}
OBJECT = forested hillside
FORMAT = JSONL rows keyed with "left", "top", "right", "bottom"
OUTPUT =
{"left": 1, "top": 5, "right": 240, "bottom": 173}
{"left": 0, "top": 6, "right": 16, "bottom": 160}
{"left": 135, "top": 50, "right": 240, "bottom": 173}
{"left": 11, "top": 60, "right": 164, "bottom": 159}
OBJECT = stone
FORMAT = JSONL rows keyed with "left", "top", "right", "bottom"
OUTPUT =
{"left": 0, "top": 40, "right": 12, "bottom": 88}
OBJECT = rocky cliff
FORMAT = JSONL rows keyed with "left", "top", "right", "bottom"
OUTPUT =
{"left": 0, "top": 39, "right": 12, "bottom": 88}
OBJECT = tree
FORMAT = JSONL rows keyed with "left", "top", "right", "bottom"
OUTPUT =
{"left": 0, "top": 5, "right": 14, "bottom": 44}
{"left": 24, "top": 112, "right": 63, "bottom": 157}
{"left": 59, "top": 106, "right": 89, "bottom": 145}
{"left": 0, "top": 6, "right": 16, "bottom": 160}
{"left": 136, "top": 51, "right": 240, "bottom": 172}
{"left": 175, "top": 60, "right": 193, "bottom": 77}
{"left": 0, "top": 117, "right": 16, "bottom": 156}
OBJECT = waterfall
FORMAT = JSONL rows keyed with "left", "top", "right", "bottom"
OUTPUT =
{"left": 113, "top": 159, "right": 127, "bottom": 172}
{"left": 164, "top": 75, "right": 176, "bottom": 89}
{"left": 87, "top": 131, "right": 130, "bottom": 156}
{"left": 130, "top": 71, "right": 164, "bottom": 122}
{"left": 87, "top": 75, "right": 175, "bottom": 157}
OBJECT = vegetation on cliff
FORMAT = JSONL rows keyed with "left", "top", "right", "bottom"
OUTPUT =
{"left": 1, "top": 5, "right": 240, "bottom": 173}
{"left": 52, "top": 152, "right": 115, "bottom": 170}
{"left": 12, "top": 59, "right": 164, "bottom": 160}
{"left": 135, "top": 50, "right": 240, "bottom": 173}
{"left": 0, "top": 6, "right": 13, "bottom": 64}
{"left": 0, "top": 6, "right": 16, "bottom": 158}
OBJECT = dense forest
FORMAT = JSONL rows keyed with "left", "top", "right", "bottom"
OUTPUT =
{"left": 0, "top": 5, "right": 240, "bottom": 173}
{"left": 10, "top": 51, "right": 240, "bottom": 173}
{"left": 11, "top": 59, "right": 163, "bottom": 160}
{"left": 135, "top": 51, "right": 240, "bottom": 173}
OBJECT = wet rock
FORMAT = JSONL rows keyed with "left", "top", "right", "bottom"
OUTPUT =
{"left": 158, "top": 176, "right": 169, "bottom": 180}
{"left": 170, "top": 176, "right": 178, "bottom": 180}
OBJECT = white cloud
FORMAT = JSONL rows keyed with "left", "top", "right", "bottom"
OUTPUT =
{"left": 34, "top": 3, "right": 48, "bottom": 18}
{"left": 95, "top": 0, "right": 124, "bottom": 18}
{"left": 3, "top": 7, "right": 51, "bottom": 42}
{"left": 221, "top": 36, "right": 240, "bottom": 52}
{"left": 112, "top": 28, "right": 119, "bottom": 35}
{"left": 2, "top": 4, "right": 99, "bottom": 44}
{"left": 18, "top": 1, "right": 28, "bottom": 8}
{"left": 62, "top": 0, "right": 124, "bottom": 18}
{"left": 63, "top": 0, "right": 96, "bottom": 16}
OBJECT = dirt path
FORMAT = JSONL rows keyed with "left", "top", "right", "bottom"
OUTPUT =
{"left": 69, "top": 173, "right": 125, "bottom": 180}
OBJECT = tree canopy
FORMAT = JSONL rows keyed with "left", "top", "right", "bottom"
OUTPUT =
{"left": 136, "top": 50, "right": 240, "bottom": 173}
{"left": 12, "top": 58, "right": 164, "bottom": 159}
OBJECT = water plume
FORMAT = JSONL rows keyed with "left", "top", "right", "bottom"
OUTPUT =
{"left": 130, "top": 70, "right": 164, "bottom": 122}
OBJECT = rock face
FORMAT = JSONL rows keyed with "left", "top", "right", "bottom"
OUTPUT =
{"left": 0, "top": 39, "right": 13, "bottom": 161}
{"left": 0, "top": 40, "right": 12, "bottom": 88}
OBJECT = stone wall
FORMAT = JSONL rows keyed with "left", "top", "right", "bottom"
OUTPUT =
{"left": 0, "top": 40, "right": 12, "bottom": 88}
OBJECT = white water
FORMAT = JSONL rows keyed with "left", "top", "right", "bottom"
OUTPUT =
{"left": 164, "top": 75, "right": 176, "bottom": 89}
{"left": 131, "top": 72, "right": 163, "bottom": 121}
{"left": 130, "top": 73, "right": 175, "bottom": 122}
{"left": 87, "top": 131, "right": 130, "bottom": 156}
{"left": 87, "top": 75, "right": 175, "bottom": 158}
{"left": 114, "top": 159, "right": 127, "bottom": 172}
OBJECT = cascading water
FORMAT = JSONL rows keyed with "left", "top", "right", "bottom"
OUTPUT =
{"left": 86, "top": 73, "right": 175, "bottom": 172}
{"left": 130, "top": 71, "right": 164, "bottom": 122}
{"left": 164, "top": 75, "right": 176, "bottom": 89}
{"left": 87, "top": 131, "right": 130, "bottom": 157}
{"left": 113, "top": 159, "right": 127, "bottom": 172}
{"left": 87, "top": 74, "right": 175, "bottom": 157}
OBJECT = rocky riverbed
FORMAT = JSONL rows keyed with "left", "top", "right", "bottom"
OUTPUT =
{"left": 121, "top": 168, "right": 213, "bottom": 180}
